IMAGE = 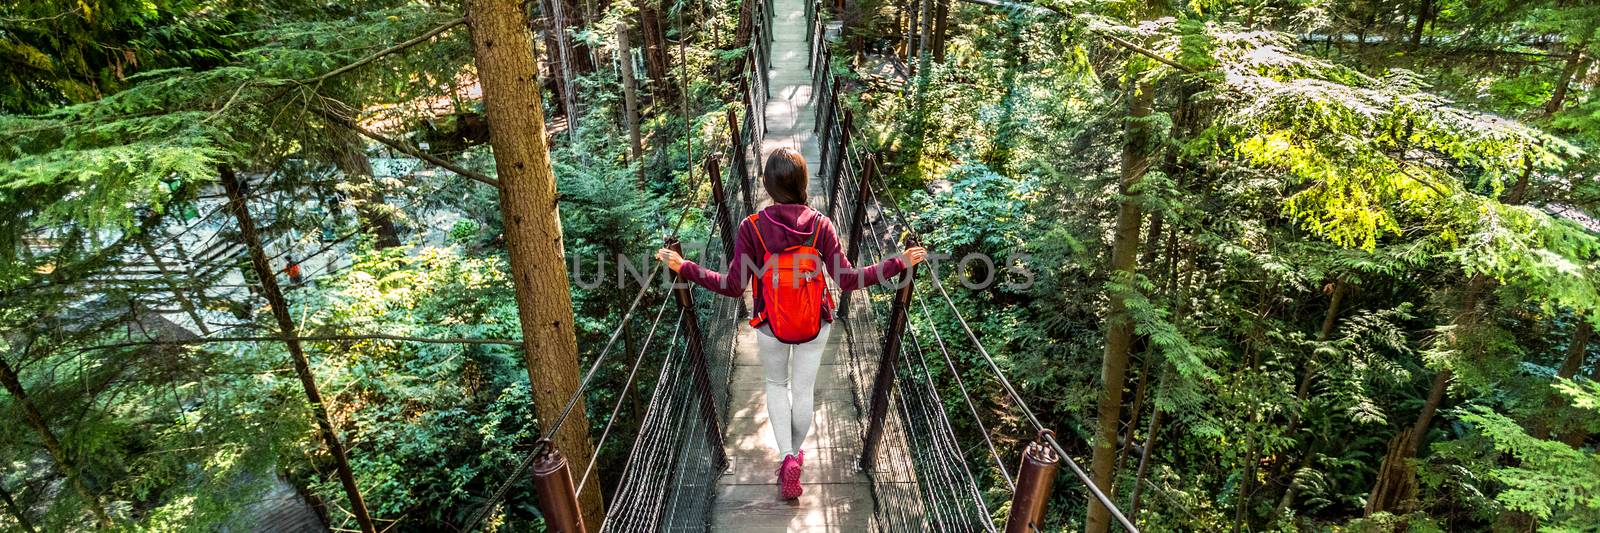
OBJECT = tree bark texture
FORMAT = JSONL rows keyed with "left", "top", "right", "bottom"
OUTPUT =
{"left": 1368, "top": 141, "right": 1534, "bottom": 516}
{"left": 1086, "top": 75, "right": 1157, "bottom": 533}
{"left": 463, "top": 0, "right": 604, "bottom": 527}
{"left": 618, "top": 22, "right": 645, "bottom": 188}
{"left": 640, "top": 1, "right": 672, "bottom": 101}
{"left": 1563, "top": 354, "right": 1600, "bottom": 448}
{"left": 1545, "top": 33, "right": 1593, "bottom": 116}
{"left": 1535, "top": 320, "right": 1591, "bottom": 440}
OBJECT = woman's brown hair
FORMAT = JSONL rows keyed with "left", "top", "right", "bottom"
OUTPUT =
{"left": 762, "top": 148, "right": 809, "bottom": 205}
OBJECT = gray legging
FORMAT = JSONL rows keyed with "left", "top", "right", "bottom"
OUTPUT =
{"left": 756, "top": 322, "right": 831, "bottom": 458}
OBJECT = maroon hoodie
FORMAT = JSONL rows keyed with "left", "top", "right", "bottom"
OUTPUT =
{"left": 679, "top": 203, "right": 907, "bottom": 323}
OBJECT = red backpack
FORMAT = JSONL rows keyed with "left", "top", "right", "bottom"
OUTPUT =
{"left": 747, "top": 212, "right": 833, "bottom": 343}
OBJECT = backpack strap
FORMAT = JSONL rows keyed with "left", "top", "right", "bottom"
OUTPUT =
{"left": 807, "top": 209, "right": 821, "bottom": 248}
{"left": 746, "top": 214, "right": 769, "bottom": 255}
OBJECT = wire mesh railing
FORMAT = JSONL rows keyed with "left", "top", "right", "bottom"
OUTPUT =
{"left": 809, "top": 8, "right": 1141, "bottom": 529}
{"left": 601, "top": 153, "right": 744, "bottom": 532}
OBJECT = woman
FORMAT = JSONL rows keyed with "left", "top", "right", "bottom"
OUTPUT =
{"left": 656, "top": 147, "right": 927, "bottom": 499}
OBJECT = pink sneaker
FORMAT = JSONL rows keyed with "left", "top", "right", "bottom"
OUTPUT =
{"left": 778, "top": 453, "right": 803, "bottom": 499}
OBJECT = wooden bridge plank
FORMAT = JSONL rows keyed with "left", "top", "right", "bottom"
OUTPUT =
{"left": 711, "top": 0, "right": 893, "bottom": 528}
{"left": 712, "top": 483, "right": 875, "bottom": 531}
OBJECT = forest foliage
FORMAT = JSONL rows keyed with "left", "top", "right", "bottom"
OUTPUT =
{"left": 2, "top": 0, "right": 1599, "bottom": 531}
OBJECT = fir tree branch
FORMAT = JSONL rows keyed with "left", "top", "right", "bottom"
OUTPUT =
{"left": 959, "top": 0, "right": 1193, "bottom": 71}
{"left": 301, "top": 17, "right": 468, "bottom": 86}
{"left": 82, "top": 333, "right": 523, "bottom": 353}
{"left": 310, "top": 106, "right": 501, "bottom": 189}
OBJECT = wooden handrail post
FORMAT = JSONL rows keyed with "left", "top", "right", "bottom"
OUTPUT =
{"left": 1005, "top": 431, "right": 1062, "bottom": 533}
{"left": 708, "top": 156, "right": 736, "bottom": 261}
{"left": 531, "top": 447, "right": 588, "bottom": 533}
{"left": 760, "top": 0, "right": 773, "bottom": 97}
{"left": 812, "top": 45, "right": 828, "bottom": 95}
{"left": 860, "top": 233, "right": 917, "bottom": 470}
{"left": 816, "top": 74, "right": 837, "bottom": 136}
{"left": 837, "top": 151, "right": 874, "bottom": 318}
{"left": 727, "top": 108, "right": 754, "bottom": 216}
{"left": 805, "top": 0, "right": 816, "bottom": 63}
{"left": 708, "top": 155, "right": 748, "bottom": 318}
{"left": 666, "top": 238, "right": 730, "bottom": 470}
{"left": 825, "top": 109, "right": 854, "bottom": 218}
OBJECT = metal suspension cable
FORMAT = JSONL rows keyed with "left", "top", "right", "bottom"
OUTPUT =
{"left": 902, "top": 328, "right": 985, "bottom": 528}
{"left": 459, "top": 260, "right": 664, "bottom": 531}
{"left": 602, "top": 142, "right": 742, "bottom": 530}
{"left": 860, "top": 211, "right": 992, "bottom": 530}
{"left": 846, "top": 204, "right": 949, "bottom": 528}
{"left": 852, "top": 148, "right": 1141, "bottom": 531}
{"left": 912, "top": 289, "right": 1016, "bottom": 490}
{"left": 575, "top": 295, "right": 676, "bottom": 496}
{"left": 605, "top": 308, "right": 687, "bottom": 530}
{"left": 848, "top": 225, "right": 934, "bottom": 530}
{"left": 602, "top": 310, "right": 683, "bottom": 530}
{"left": 929, "top": 276, "right": 1139, "bottom": 531}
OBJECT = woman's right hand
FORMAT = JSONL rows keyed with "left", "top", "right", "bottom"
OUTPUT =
{"left": 904, "top": 246, "right": 927, "bottom": 267}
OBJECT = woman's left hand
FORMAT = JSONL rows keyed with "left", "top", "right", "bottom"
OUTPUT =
{"left": 656, "top": 248, "right": 685, "bottom": 272}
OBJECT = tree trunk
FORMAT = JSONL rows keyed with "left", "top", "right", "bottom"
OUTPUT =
{"left": 893, "top": 0, "right": 905, "bottom": 56}
{"left": 640, "top": 1, "right": 671, "bottom": 101}
{"left": 563, "top": 0, "right": 596, "bottom": 76}
{"left": 220, "top": 165, "right": 376, "bottom": 533}
{"left": 618, "top": 22, "right": 645, "bottom": 188}
{"left": 1285, "top": 280, "right": 1345, "bottom": 435}
{"left": 332, "top": 126, "right": 402, "bottom": 249}
{"left": 1233, "top": 447, "right": 1258, "bottom": 533}
{"left": 931, "top": 0, "right": 950, "bottom": 63}
{"left": 1562, "top": 354, "right": 1600, "bottom": 448}
{"left": 1086, "top": 73, "right": 1158, "bottom": 533}
{"left": 1535, "top": 321, "right": 1591, "bottom": 439}
{"left": 1114, "top": 207, "right": 1161, "bottom": 474}
{"left": 1545, "top": 36, "right": 1592, "bottom": 116}
{"left": 463, "top": 1, "right": 604, "bottom": 527}
{"left": 1409, "top": 0, "right": 1431, "bottom": 49}
{"left": 0, "top": 479, "right": 36, "bottom": 533}
{"left": 916, "top": 0, "right": 933, "bottom": 68}
{"left": 0, "top": 356, "right": 109, "bottom": 527}
{"left": 1403, "top": 291, "right": 1470, "bottom": 459}
{"left": 1115, "top": 346, "right": 1154, "bottom": 483}
{"left": 905, "top": 0, "right": 921, "bottom": 70}
{"left": 1366, "top": 428, "right": 1418, "bottom": 516}
{"left": 1128, "top": 404, "right": 1162, "bottom": 523}
{"left": 543, "top": 0, "right": 581, "bottom": 132}
{"left": 1369, "top": 149, "right": 1533, "bottom": 516}
{"left": 139, "top": 241, "right": 212, "bottom": 335}
{"left": 535, "top": 0, "right": 569, "bottom": 117}
{"left": 1409, "top": 368, "right": 1455, "bottom": 443}
{"left": 1272, "top": 280, "right": 1345, "bottom": 520}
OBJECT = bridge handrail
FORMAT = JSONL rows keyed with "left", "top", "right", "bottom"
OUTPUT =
{"left": 809, "top": 11, "right": 1142, "bottom": 530}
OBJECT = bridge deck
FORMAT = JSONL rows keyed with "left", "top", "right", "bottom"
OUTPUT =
{"left": 714, "top": 327, "right": 875, "bottom": 531}
{"left": 708, "top": 0, "right": 889, "bottom": 529}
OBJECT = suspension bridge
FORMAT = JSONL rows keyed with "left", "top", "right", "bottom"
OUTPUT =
{"left": 454, "top": 0, "right": 1140, "bottom": 531}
